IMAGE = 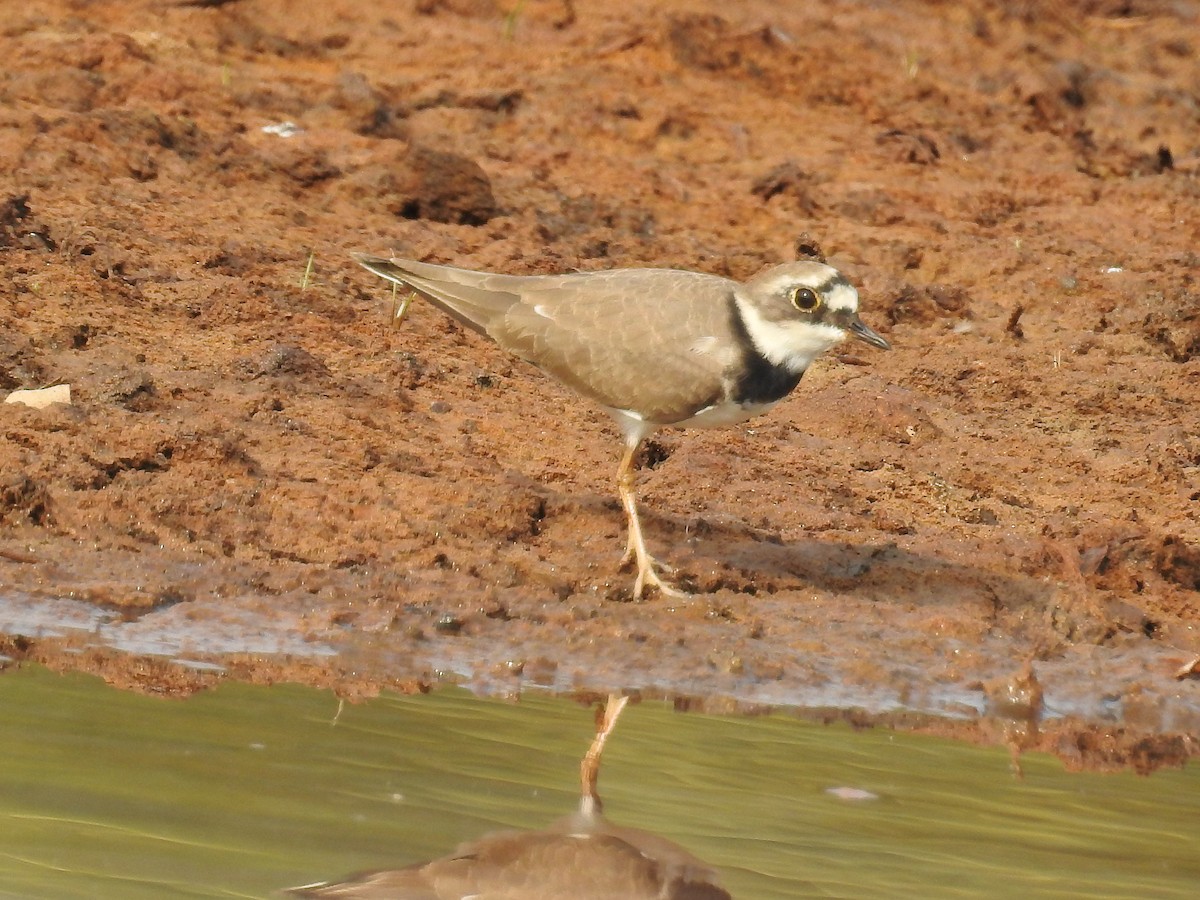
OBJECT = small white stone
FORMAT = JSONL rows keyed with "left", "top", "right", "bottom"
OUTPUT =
{"left": 5, "top": 384, "right": 71, "bottom": 409}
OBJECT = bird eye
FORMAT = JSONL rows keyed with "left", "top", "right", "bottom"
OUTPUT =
{"left": 791, "top": 286, "right": 821, "bottom": 311}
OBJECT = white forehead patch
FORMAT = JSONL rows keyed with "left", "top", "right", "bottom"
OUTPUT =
{"left": 825, "top": 281, "right": 859, "bottom": 313}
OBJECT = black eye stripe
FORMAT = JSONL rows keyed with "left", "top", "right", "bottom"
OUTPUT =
{"left": 813, "top": 274, "right": 850, "bottom": 293}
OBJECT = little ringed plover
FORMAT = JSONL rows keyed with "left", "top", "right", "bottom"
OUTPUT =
{"left": 354, "top": 254, "right": 890, "bottom": 599}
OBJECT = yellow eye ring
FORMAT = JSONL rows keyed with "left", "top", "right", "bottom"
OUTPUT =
{"left": 791, "top": 286, "right": 821, "bottom": 311}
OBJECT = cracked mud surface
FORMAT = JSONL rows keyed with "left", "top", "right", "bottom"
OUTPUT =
{"left": 1, "top": 0, "right": 1199, "bottom": 771}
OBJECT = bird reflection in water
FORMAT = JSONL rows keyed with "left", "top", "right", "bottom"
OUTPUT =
{"left": 290, "top": 694, "right": 732, "bottom": 899}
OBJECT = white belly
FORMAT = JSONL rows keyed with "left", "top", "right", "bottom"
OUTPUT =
{"left": 604, "top": 399, "right": 782, "bottom": 444}
{"left": 680, "top": 399, "right": 781, "bottom": 429}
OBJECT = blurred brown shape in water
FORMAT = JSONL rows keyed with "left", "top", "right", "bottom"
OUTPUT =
{"left": 289, "top": 695, "right": 732, "bottom": 899}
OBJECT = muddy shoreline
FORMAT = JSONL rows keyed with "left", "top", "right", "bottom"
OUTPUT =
{"left": 2, "top": 0, "right": 1199, "bottom": 773}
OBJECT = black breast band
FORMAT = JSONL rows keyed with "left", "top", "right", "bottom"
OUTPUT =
{"left": 726, "top": 295, "right": 805, "bottom": 405}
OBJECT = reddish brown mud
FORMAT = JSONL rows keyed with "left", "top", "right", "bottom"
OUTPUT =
{"left": 2, "top": 0, "right": 1198, "bottom": 772}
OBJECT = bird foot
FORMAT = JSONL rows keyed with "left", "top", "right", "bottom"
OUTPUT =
{"left": 620, "top": 543, "right": 688, "bottom": 599}
{"left": 632, "top": 560, "right": 691, "bottom": 601}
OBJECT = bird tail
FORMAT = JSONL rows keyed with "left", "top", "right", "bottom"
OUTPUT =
{"left": 353, "top": 254, "right": 521, "bottom": 335}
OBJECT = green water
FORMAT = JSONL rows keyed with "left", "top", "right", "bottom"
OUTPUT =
{"left": 0, "top": 666, "right": 1196, "bottom": 899}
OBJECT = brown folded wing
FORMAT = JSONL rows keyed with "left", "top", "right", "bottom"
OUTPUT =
{"left": 356, "top": 258, "right": 743, "bottom": 424}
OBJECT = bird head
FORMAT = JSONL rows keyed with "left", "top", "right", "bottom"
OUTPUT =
{"left": 736, "top": 261, "right": 891, "bottom": 373}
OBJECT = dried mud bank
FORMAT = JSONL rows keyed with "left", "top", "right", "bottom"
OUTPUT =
{"left": 1, "top": 0, "right": 1199, "bottom": 771}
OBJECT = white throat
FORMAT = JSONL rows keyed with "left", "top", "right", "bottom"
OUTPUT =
{"left": 734, "top": 293, "right": 846, "bottom": 374}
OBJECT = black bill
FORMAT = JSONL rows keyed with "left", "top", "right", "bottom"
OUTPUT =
{"left": 848, "top": 315, "right": 891, "bottom": 350}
